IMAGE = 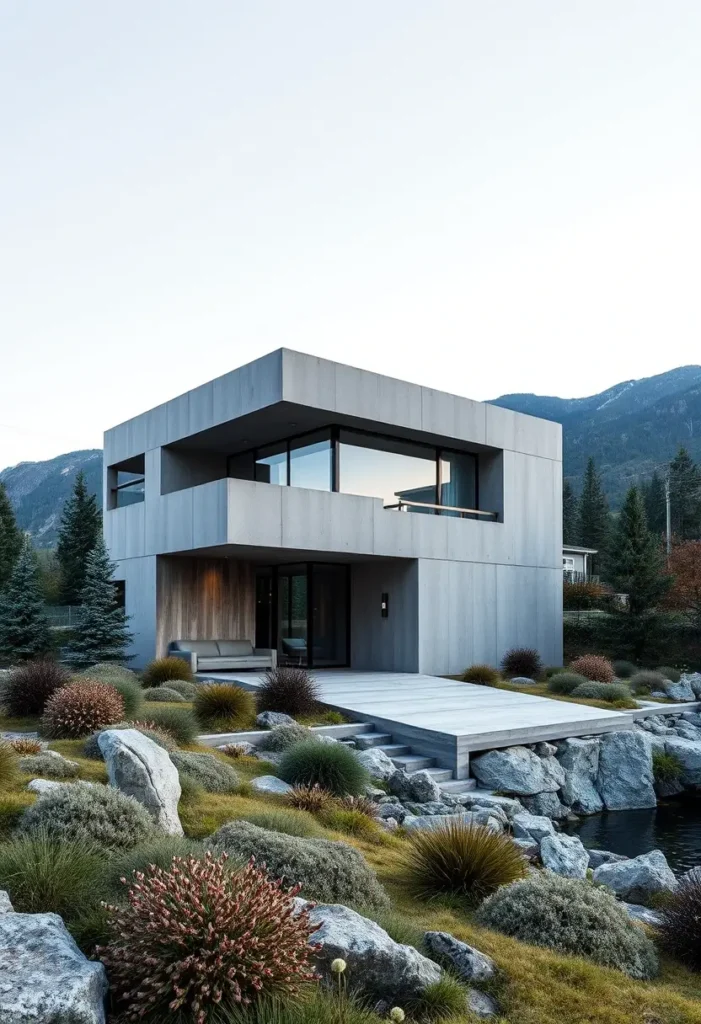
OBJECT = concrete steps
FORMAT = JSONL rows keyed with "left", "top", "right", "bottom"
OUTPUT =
{"left": 350, "top": 723, "right": 473, "bottom": 793}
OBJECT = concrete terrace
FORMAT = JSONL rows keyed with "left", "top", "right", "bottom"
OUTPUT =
{"left": 199, "top": 669, "right": 631, "bottom": 780}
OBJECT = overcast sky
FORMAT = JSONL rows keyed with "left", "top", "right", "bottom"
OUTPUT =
{"left": 2, "top": 1, "right": 700, "bottom": 470}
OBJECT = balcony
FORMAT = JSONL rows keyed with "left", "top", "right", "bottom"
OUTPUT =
{"left": 384, "top": 498, "right": 499, "bottom": 521}
{"left": 563, "top": 570, "right": 600, "bottom": 584}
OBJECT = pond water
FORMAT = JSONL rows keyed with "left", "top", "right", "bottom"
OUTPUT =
{"left": 564, "top": 796, "right": 701, "bottom": 874}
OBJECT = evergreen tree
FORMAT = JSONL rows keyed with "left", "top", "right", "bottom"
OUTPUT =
{"left": 56, "top": 470, "right": 102, "bottom": 604}
{"left": 0, "top": 482, "right": 23, "bottom": 591}
{"left": 642, "top": 471, "right": 666, "bottom": 537}
{"left": 578, "top": 458, "right": 611, "bottom": 574}
{"left": 668, "top": 446, "right": 701, "bottom": 541}
{"left": 0, "top": 539, "right": 52, "bottom": 660}
{"left": 608, "top": 486, "right": 671, "bottom": 615}
{"left": 71, "top": 535, "right": 132, "bottom": 665}
{"left": 562, "top": 479, "right": 579, "bottom": 545}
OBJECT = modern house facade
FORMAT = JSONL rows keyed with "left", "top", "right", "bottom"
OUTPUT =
{"left": 103, "top": 350, "right": 563, "bottom": 673}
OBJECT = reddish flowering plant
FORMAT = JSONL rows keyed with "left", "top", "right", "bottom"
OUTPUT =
{"left": 42, "top": 680, "right": 124, "bottom": 739}
{"left": 98, "top": 852, "right": 321, "bottom": 1023}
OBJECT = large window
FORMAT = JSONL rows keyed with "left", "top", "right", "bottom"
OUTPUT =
{"left": 439, "top": 451, "right": 477, "bottom": 515}
{"left": 109, "top": 455, "right": 145, "bottom": 509}
{"left": 289, "top": 431, "right": 332, "bottom": 491}
{"left": 338, "top": 431, "right": 436, "bottom": 509}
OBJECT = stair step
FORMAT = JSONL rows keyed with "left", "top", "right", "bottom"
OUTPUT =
{"left": 423, "top": 767, "right": 453, "bottom": 783}
{"left": 354, "top": 733, "right": 394, "bottom": 750}
{"left": 439, "top": 778, "right": 477, "bottom": 794}
{"left": 378, "top": 744, "right": 411, "bottom": 757}
{"left": 392, "top": 754, "right": 434, "bottom": 771}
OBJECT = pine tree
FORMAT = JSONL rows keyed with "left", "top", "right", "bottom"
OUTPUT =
{"left": 0, "top": 539, "right": 52, "bottom": 660}
{"left": 668, "top": 447, "right": 701, "bottom": 541}
{"left": 56, "top": 470, "right": 102, "bottom": 604}
{"left": 642, "top": 472, "right": 666, "bottom": 537}
{"left": 578, "top": 458, "right": 611, "bottom": 574}
{"left": 71, "top": 535, "right": 132, "bottom": 665}
{"left": 0, "top": 482, "right": 23, "bottom": 591}
{"left": 608, "top": 486, "right": 671, "bottom": 615}
{"left": 562, "top": 479, "right": 579, "bottom": 545}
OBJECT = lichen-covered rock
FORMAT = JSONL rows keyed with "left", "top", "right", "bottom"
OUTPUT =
{"left": 404, "top": 801, "right": 457, "bottom": 817}
{"left": 376, "top": 802, "right": 407, "bottom": 824}
{"left": 27, "top": 778, "right": 64, "bottom": 795}
{"left": 423, "top": 931, "right": 496, "bottom": 983}
{"left": 388, "top": 768, "right": 441, "bottom": 803}
{"left": 540, "top": 833, "right": 589, "bottom": 879}
{"left": 256, "top": 711, "right": 296, "bottom": 728}
{"left": 587, "top": 848, "right": 629, "bottom": 869}
{"left": 596, "top": 731, "right": 656, "bottom": 810}
{"left": 471, "top": 746, "right": 564, "bottom": 795}
{"left": 403, "top": 811, "right": 498, "bottom": 833}
{"left": 0, "top": 890, "right": 13, "bottom": 913}
{"left": 593, "top": 850, "right": 677, "bottom": 904}
{"left": 97, "top": 728, "right": 182, "bottom": 835}
{"left": 557, "top": 737, "right": 603, "bottom": 816}
{"left": 0, "top": 912, "right": 108, "bottom": 1023}
{"left": 624, "top": 903, "right": 664, "bottom": 927}
{"left": 458, "top": 793, "right": 523, "bottom": 818}
{"left": 512, "top": 812, "right": 555, "bottom": 843}
{"left": 521, "top": 791, "right": 569, "bottom": 820}
{"left": 664, "top": 679, "right": 696, "bottom": 702}
{"left": 250, "top": 774, "right": 293, "bottom": 794}
{"left": 664, "top": 736, "right": 701, "bottom": 785}
{"left": 681, "top": 672, "right": 701, "bottom": 698}
{"left": 467, "top": 990, "right": 499, "bottom": 1018}
{"left": 356, "top": 747, "right": 397, "bottom": 782}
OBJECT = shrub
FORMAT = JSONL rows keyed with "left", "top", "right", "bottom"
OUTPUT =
{"left": 96, "top": 676, "right": 144, "bottom": 719}
{"left": 337, "top": 794, "right": 380, "bottom": 817}
{"left": 83, "top": 720, "right": 178, "bottom": 759}
{"left": 142, "top": 655, "right": 194, "bottom": 685}
{"left": 98, "top": 853, "right": 321, "bottom": 1023}
{"left": 18, "top": 752, "right": 79, "bottom": 779}
{"left": 41, "top": 680, "right": 124, "bottom": 739}
{"left": 546, "top": 671, "right": 588, "bottom": 695}
{"left": 321, "top": 807, "right": 382, "bottom": 841}
{"left": 476, "top": 872, "right": 659, "bottom": 979}
{"left": 500, "top": 647, "right": 543, "bottom": 679}
{"left": 656, "top": 665, "right": 682, "bottom": 683}
{"left": 208, "top": 820, "right": 389, "bottom": 910}
{"left": 0, "top": 742, "right": 19, "bottom": 788}
{"left": 219, "top": 742, "right": 255, "bottom": 760}
{"left": 239, "top": 808, "right": 323, "bottom": 838}
{"left": 178, "top": 773, "right": 204, "bottom": 803}
{"left": 544, "top": 665, "right": 566, "bottom": 678}
{"left": 258, "top": 723, "right": 313, "bottom": 752}
{"left": 279, "top": 740, "right": 369, "bottom": 796}
{"left": 612, "top": 660, "right": 638, "bottom": 679}
{"left": 142, "top": 685, "right": 186, "bottom": 702}
{"left": 569, "top": 654, "right": 615, "bottom": 683}
{"left": 286, "top": 784, "right": 335, "bottom": 813}
{"left": 407, "top": 975, "right": 469, "bottom": 1021}
{"left": 77, "top": 663, "right": 139, "bottom": 685}
{"left": 563, "top": 579, "right": 610, "bottom": 610}
{"left": 658, "top": 866, "right": 701, "bottom": 971}
{"left": 141, "top": 705, "right": 198, "bottom": 745}
{"left": 0, "top": 831, "right": 103, "bottom": 919}
{"left": 629, "top": 670, "right": 666, "bottom": 695}
{"left": 163, "top": 679, "right": 198, "bottom": 700}
{"left": 0, "top": 659, "right": 70, "bottom": 716}
{"left": 17, "top": 780, "right": 156, "bottom": 852}
{"left": 461, "top": 664, "right": 500, "bottom": 685}
{"left": 257, "top": 667, "right": 320, "bottom": 717}
{"left": 652, "top": 750, "right": 684, "bottom": 784}
{"left": 404, "top": 819, "right": 527, "bottom": 905}
{"left": 194, "top": 683, "right": 256, "bottom": 731}
{"left": 8, "top": 736, "right": 42, "bottom": 755}
{"left": 103, "top": 836, "right": 209, "bottom": 899}
{"left": 571, "top": 681, "right": 633, "bottom": 703}
{"left": 170, "top": 751, "right": 240, "bottom": 793}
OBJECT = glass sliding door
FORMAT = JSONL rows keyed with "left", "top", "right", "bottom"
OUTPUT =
{"left": 278, "top": 565, "right": 309, "bottom": 665}
{"left": 310, "top": 564, "right": 349, "bottom": 667}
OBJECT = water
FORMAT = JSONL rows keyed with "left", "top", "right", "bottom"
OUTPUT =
{"left": 564, "top": 796, "right": 701, "bottom": 874}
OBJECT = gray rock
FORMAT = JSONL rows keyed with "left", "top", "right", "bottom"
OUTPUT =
{"left": 356, "top": 747, "right": 397, "bottom": 782}
{"left": 510, "top": 676, "right": 536, "bottom": 686}
{"left": 587, "top": 848, "right": 629, "bottom": 869}
{"left": 298, "top": 900, "right": 441, "bottom": 1001}
{"left": 377, "top": 794, "right": 401, "bottom": 805}
{"left": 404, "top": 801, "right": 457, "bottom": 817}
{"left": 675, "top": 722, "right": 701, "bottom": 741}
{"left": 596, "top": 731, "right": 656, "bottom": 810}
{"left": 513, "top": 837, "right": 540, "bottom": 858}
{"left": 512, "top": 812, "right": 555, "bottom": 842}
{"left": 650, "top": 690, "right": 668, "bottom": 699}
{"left": 27, "top": 778, "right": 64, "bottom": 795}
{"left": 376, "top": 802, "right": 407, "bottom": 824}
{"left": 365, "top": 785, "right": 386, "bottom": 799}
{"left": 665, "top": 679, "right": 696, "bottom": 702}
{"left": 402, "top": 811, "right": 495, "bottom": 833}
{"left": 624, "top": 903, "right": 664, "bottom": 927}
{"left": 681, "top": 672, "right": 701, "bottom": 698}
{"left": 536, "top": 742, "right": 558, "bottom": 758}
{"left": 0, "top": 890, "right": 13, "bottom": 913}
{"left": 250, "top": 774, "right": 293, "bottom": 794}
{"left": 521, "top": 791, "right": 570, "bottom": 820}
{"left": 458, "top": 792, "right": 523, "bottom": 818}
{"left": 0, "top": 912, "right": 108, "bottom": 1023}
{"left": 467, "top": 990, "right": 499, "bottom": 1018}
{"left": 664, "top": 736, "right": 701, "bottom": 785}
{"left": 593, "top": 849, "right": 678, "bottom": 904}
{"left": 316, "top": 734, "right": 339, "bottom": 745}
{"left": 471, "top": 746, "right": 565, "bottom": 795}
{"left": 424, "top": 931, "right": 496, "bottom": 983}
{"left": 256, "top": 711, "right": 296, "bottom": 729}
{"left": 540, "top": 833, "right": 589, "bottom": 878}
{"left": 557, "top": 737, "right": 603, "bottom": 816}
{"left": 388, "top": 768, "right": 441, "bottom": 804}
{"left": 681, "top": 712, "right": 701, "bottom": 728}
{"left": 18, "top": 751, "right": 80, "bottom": 779}
{"left": 98, "top": 729, "right": 183, "bottom": 835}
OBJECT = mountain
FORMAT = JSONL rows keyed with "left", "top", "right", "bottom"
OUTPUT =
{"left": 0, "top": 450, "right": 102, "bottom": 547}
{"left": 491, "top": 365, "right": 701, "bottom": 505}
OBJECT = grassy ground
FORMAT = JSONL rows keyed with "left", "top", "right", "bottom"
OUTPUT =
{"left": 445, "top": 676, "right": 640, "bottom": 712}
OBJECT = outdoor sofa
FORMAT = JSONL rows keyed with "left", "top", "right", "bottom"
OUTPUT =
{"left": 168, "top": 639, "right": 277, "bottom": 674}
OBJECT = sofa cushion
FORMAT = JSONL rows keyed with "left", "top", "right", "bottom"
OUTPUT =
{"left": 197, "top": 656, "right": 273, "bottom": 671}
{"left": 217, "top": 640, "right": 254, "bottom": 657}
{"left": 172, "top": 640, "right": 220, "bottom": 657}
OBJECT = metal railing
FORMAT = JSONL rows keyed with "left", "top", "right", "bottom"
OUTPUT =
{"left": 383, "top": 499, "right": 499, "bottom": 520}
{"left": 43, "top": 605, "right": 81, "bottom": 628}
{"left": 563, "top": 570, "right": 600, "bottom": 584}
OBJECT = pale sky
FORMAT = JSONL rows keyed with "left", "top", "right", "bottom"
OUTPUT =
{"left": 2, "top": 1, "right": 701, "bottom": 470}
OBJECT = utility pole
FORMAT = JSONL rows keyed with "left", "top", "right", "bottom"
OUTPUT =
{"left": 665, "top": 475, "right": 672, "bottom": 556}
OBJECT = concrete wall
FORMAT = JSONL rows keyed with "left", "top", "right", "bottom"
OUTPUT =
{"left": 350, "top": 561, "right": 419, "bottom": 672}
{"left": 111, "top": 556, "right": 157, "bottom": 669}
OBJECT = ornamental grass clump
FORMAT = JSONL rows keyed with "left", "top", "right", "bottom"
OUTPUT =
{"left": 500, "top": 647, "right": 542, "bottom": 680}
{"left": 142, "top": 685, "right": 187, "bottom": 703}
{"left": 170, "top": 751, "right": 240, "bottom": 793}
{"left": 194, "top": 683, "right": 256, "bottom": 731}
{"left": 286, "top": 784, "right": 335, "bottom": 813}
{"left": 239, "top": 808, "right": 323, "bottom": 838}
{"left": 1, "top": 659, "right": 70, "bottom": 716}
{"left": 657, "top": 665, "right": 682, "bottom": 683}
{"left": 569, "top": 654, "right": 615, "bottom": 683}
{"left": 97, "top": 852, "right": 321, "bottom": 1024}
{"left": 321, "top": 807, "right": 383, "bottom": 842}
{"left": 658, "top": 866, "right": 701, "bottom": 971}
{"left": 546, "top": 671, "right": 588, "bottom": 695}
{"left": 77, "top": 662, "right": 139, "bottom": 685}
{"left": 141, "top": 706, "right": 198, "bottom": 745}
{"left": 279, "top": 739, "right": 370, "bottom": 796}
{"left": 652, "top": 750, "right": 684, "bottom": 785}
{"left": 612, "top": 660, "right": 638, "bottom": 679}
{"left": 257, "top": 667, "right": 320, "bottom": 717}
{"left": 162, "top": 679, "right": 198, "bottom": 700}
{"left": 8, "top": 736, "right": 43, "bottom": 755}
{"left": 41, "top": 680, "right": 124, "bottom": 739}
{"left": 0, "top": 742, "right": 19, "bottom": 788}
{"left": 476, "top": 872, "right": 659, "bottom": 979}
{"left": 0, "top": 831, "right": 103, "bottom": 919}
{"left": 142, "top": 655, "right": 194, "bottom": 685}
{"left": 257, "top": 723, "right": 313, "bottom": 752}
{"left": 461, "top": 664, "right": 500, "bottom": 686}
{"left": 629, "top": 670, "right": 666, "bottom": 695}
{"left": 405, "top": 819, "right": 527, "bottom": 905}
{"left": 570, "top": 681, "right": 633, "bottom": 704}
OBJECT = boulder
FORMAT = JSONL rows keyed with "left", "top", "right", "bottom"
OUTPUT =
{"left": 27, "top": 778, "right": 64, "bottom": 795}
{"left": 467, "top": 990, "right": 499, "bottom": 1018}
{"left": 298, "top": 900, "right": 441, "bottom": 1001}
{"left": 510, "top": 676, "right": 536, "bottom": 686}
{"left": 593, "top": 849, "right": 677, "bottom": 904}
{"left": 681, "top": 712, "right": 701, "bottom": 729}
{"left": 624, "top": 903, "right": 664, "bottom": 927}
{"left": 557, "top": 737, "right": 603, "bottom": 816}
{"left": 403, "top": 811, "right": 500, "bottom": 833}
{"left": 587, "top": 848, "right": 629, "bottom": 869}
{"left": 250, "top": 774, "right": 293, "bottom": 795}
{"left": 404, "top": 801, "right": 457, "bottom": 817}
{"left": 388, "top": 768, "right": 442, "bottom": 804}
{"left": 256, "top": 711, "right": 296, "bottom": 729}
{"left": 674, "top": 722, "right": 701, "bottom": 742}
{"left": 97, "top": 729, "right": 182, "bottom": 835}
{"left": 512, "top": 812, "right": 555, "bottom": 842}
{"left": 471, "top": 746, "right": 564, "bottom": 795}
{"left": 540, "top": 833, "right": 589, "bottom": 879}
{"left": 458, "top": 793, "right": 523, "bottom": 818}
{"left": 681, "top": 672, "right": 701, "bottom": 698}
{"left": 521, "top": 791, "right": 569, "bottom": 820}
{"left": 376, "top": 802, "right": 407, "bottom": 824}
{"left": 664, "top": 737, "right": 701, "bottom": 785}
{"left": 513, "top": 837, "right": 540, "bottom": 858}
{"left": 356, "top": 747, "right": 397, "bottom": 783}
{"left": 0, "top": 890, "right": 13, "bottom": 913}
{"left": 596, "top": 731, "right": 656, "bottom": 810}
{"left": 423, "top": 931, "right": 496, "bottom": 983}
{"left": 0, "top": 911, "right": 108, "bottom": 1023}
{"left": 665, "top": 679, "right": 696, "bottom": 702}
{"left": 536, "top": 742, "right": 558, "bottom": 758}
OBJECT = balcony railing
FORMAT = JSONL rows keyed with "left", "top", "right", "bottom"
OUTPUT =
{"left": 383, "top": 499, "right": 499, "bottom": 520}
{"left": 563, "top": 570, "right": 600, "bottom": 584}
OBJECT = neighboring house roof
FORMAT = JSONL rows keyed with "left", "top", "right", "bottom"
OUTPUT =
{"left": 562, "top": 545, "right": 598, "bottom": 555}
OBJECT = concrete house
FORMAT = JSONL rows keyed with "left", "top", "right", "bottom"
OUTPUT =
{"left": 103, "top": 350, "right": 563, "bottom": 672}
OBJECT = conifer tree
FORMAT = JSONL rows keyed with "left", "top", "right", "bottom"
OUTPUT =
{"left": 56, "top": 470, "right": 102, "bottom": 604}
{"left": 642, "top": 471, "right": 666, "bottom": 537}
{"left": 0, "top": 539, "right": 52, "bottom": 660}
{"left": 0, "top": 481, "right": 23, "bottom": 591}
{"left": 578, "top": 458, "right": 611, "bottom": 574}
{"left": 668, "top": 446, "right": 701, "bottom": 541}
{"left": 71, "top": 535, "right": 132, "bottom": 665}
{"left": 608, "top": 486, "right": 671, "bottom": 615}
{"left": 562, "top": 479, "right": 579, "bottom": 546}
